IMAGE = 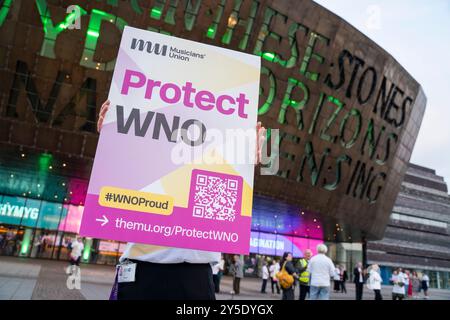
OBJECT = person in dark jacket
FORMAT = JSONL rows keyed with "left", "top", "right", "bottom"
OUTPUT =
{"left": 341, "top": 266, "right": 348, "bottom": 294}
{"left": 279, "top": 252, "right": 297, "bottom": 300}
{"left": 353, "top": 262, "right": 365, "bottom": 300}
{"left": 230, "top": 255, "right": 244, "bottom": 295}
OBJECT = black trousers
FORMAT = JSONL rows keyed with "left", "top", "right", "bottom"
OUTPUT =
{"left": 212, "top": 274, "right": 222, "bottom": 293}
{"left": 70, "top": 256, "right": 81, "bottom": 266}
{"left": 374, "top": 289, "right": 382, "bottom": 300}
{"left": 392, "top": 293, "right": 404, "bottom": 300}
{"left": 299, "top": 284, "right": 310, "bottom": 300}
{"left": 355, "top": 282, "right": 364, "bottom": 300}
{"left": 341, "top": 281, "right": 347, "bottom": 293}
{"left": 233, "top": 277, "right": 241, "bottom": 294}
{"left": 261, "top": 279, "right": 268, "bottom": 293}
{"left": 271, "top": 278, "right": 280, "bottom": 294}
{"left": 117, "top": 261, "right": 215, "bottom": 300}
{"left": 334, "top": 280, "right": 341, "bottom": 291}
{"left": 282, "top": 287, "right": 294, "bottom": 300}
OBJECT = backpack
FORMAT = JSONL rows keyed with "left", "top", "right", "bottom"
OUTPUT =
{"left": 276, "top": 262, "right": 294, "bottom": 289}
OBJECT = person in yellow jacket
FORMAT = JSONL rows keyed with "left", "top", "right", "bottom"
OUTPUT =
{"left": 296, "top": 249, "right": 312, "bottom": 300}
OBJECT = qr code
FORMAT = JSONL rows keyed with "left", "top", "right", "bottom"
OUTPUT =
{"left": 191, "top": 171, "right": 241, "bottom": 222}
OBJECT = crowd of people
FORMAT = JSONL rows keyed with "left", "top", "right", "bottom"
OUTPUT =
{"left": 0, "top": 229, "right": 22, "bottom": 256}
{"left": 220, "top": 243, "right": 433, "bottom": 300}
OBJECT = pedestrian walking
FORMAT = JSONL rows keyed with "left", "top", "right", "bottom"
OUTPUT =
{"left": 353, "top": 262, "right": 365, "bottom": 300}
{"left": 367, "top": 264, "right": 383, "bottom": 300}
{"left": 391, "top": 268, "right": 406, "bottom": 300}
{"left": 412, "top": 271, "right": 421, "bottom": 299}
{"left": 402, "top": 269, "right": 410, "bottom": 298}
{"left": 269, "top": 259, "right": 281, "bottom": 294}
{"left": 278, "top": 252, "right": 297, "bottom": 300}
{"left": 211, "top": 255, "right": 225, "bottom": 293}
{"left": 296, "top": 249, "right": 312, "bottom": 300}
{"left": 333, "top": 265, "right": 341, "bottom": 292}
{"left": 421, "top": 273, "right": 430, "bottom": 299}
{"left": 307, "top": 244, "right": 335, "bottom": 300}
{"left": 231, "top": 255, "right": 244, "bottom": 295}
{"left": 406, "top": 270, "right": 413, "bottom": 298}
{"left": 261, "top": 261, "right": 269, "bottom": 293}
{"left": 340, "top": 266, "right": 348, "bottom": 293}
{"left": 66, "top": 236, "right": 84, "bottom": 275}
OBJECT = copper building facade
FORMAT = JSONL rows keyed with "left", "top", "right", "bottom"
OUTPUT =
{"left": 0, "top": 0, "right": 426, "bottom": 266}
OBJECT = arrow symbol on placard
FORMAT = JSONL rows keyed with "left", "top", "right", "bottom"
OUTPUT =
{"left": 96, "top": 215, "right": 109, "bottom": 226}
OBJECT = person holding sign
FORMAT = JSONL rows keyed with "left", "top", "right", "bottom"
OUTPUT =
{"left": 98, "top": 100, "right": 266, "bottom": 300}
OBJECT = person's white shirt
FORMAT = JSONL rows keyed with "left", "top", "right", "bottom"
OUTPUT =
{"left": 211, "top": 258, "right": 224, "bottom": 275}
{"left": 403, "top": 272, "right": 409, "bottom": 285}
{"left": 369, "top": 269, "right": 382, "bottom": 290}
{"left": 333, "top": 268, "right": 341, "bottom": 281}
{"left": 70, "top": 240, "right": 84, "bottom": 259}
{"left": 307, "top": 253, "right": 335, "bottom": 287}
{"left": 120, "top": 243, "right": 220, "bottom": 264}
{"left": 357, "top": 267, "right": 364, "bottom": 283}
{"left": 422, "top": 274, "right": 430, "bottom": 286}
{"left": 274, "top": 262, "right": 280, "bottom": 277}
{"left": 269, "top": 264, "right": 275, "bottom": 278}
{"left": 392, "top": 273, "right": 406, "bottom": 294}
{"left": 262, "top": 265, "right": 269, "bottom": 280}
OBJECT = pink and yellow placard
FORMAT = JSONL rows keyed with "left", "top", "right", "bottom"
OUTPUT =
{"left": 79, "top": 26, "right": 260, "bottom": 254}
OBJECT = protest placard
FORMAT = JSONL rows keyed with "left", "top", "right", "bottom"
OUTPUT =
{"left": 79, "top": 26, "right": 260, "bottom": 254}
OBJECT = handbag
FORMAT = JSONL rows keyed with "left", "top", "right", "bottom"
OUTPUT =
{"left": 276, "top": 262, "right": 294, "bottom": 289}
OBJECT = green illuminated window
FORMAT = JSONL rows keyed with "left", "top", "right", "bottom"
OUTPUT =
{"left": 36, "top": 0, "right": 87, "bottom": 59}
{"left": 278, "top": 78, "right": 309, "bottom": 130}
{"left": 300, "top": 32, "right": 329, "bottom": 82}
{"left": 206, "top": 1, "right": 226, "bottom": 39}
{"left": 207, "top": 26, "right": 216, "bottom": 38}
{"left": 81, "top": 8, "right": 128, "bottom": 71}
{"left": 151, "top": 7, "right": 163, "bottom": 20}
{"left": 221, "top": 0, "right": 258, "bottom": 50}
{"left": 262, "top": 52, "right": 275, "bottom": 61}
{"left": 38, "top": 153, "right": 53, "bottom": 174}
{"left": 253, "top": 8, "right": 300, "bottom": 69}
{"left": 253, "top": 8, "right": 275, "bottom": 56}
{"left": 0, "top": 0, "right": 12, "bottom": 27}
{"left": 184, "top": 0, "right": 201, "bottom": 31}
{"left": 258, "top": 66, "right": 276, "bottom": 115}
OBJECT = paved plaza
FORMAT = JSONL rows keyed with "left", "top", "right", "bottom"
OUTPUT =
{"left": 0, "top": 256, "right": 449, "bottom": 300}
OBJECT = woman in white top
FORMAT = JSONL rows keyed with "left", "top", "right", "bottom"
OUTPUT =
{"left": 421, "top": 274, "right": 430, "bottom": 299}
{"left": 212, "top": 256, "right": 225, "bottom": 293}
{"left": 98, "top": 100, "right": 266, "bottom": 299}
{"left": 333, "top": 266, "right": 341, "bottom": 292}
{"left": 368, "top": 264, "right": 383, "bottom": 300}
{"left": 391, "top": 268, "right": 406, "bottom": 300}
{"left": 269, "top": 260, "right": 281, "bottom": 294}
{"left": 261, "top": 261, "right": 269, "bottom": 293}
